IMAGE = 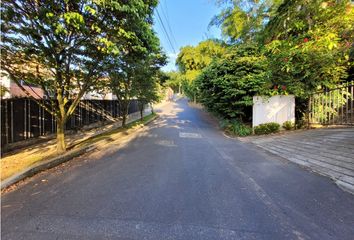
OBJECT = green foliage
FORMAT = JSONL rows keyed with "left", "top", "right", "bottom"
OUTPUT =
{"left": 196, "top": 44, "right": 269, "bottom": 120}
{"left": 210, "top": 0, "right": 282, "bottom": 42}
{"left": 176, "top": 40, "right": 226, "bottom": 72}
{"left": 108, "top": 32, "right": 166, "bottom": 125}
{"left": 0, "top": 84, "right": 9, "bottom": 98}
{"left": 254, "top": 122, "right": 280, "bottom": 135}
{"left": 1, "top": 0, "right": 162, "bottom": 151}
{"left": 176, "top": 39, "right": 226, "bottom": 101}
{"left": 282, "top": 121, "right": 294, "bottom": 130}
{"left": 264, "top": 0, "right": 354, "bottom": 98}
{"left": 203, "top": 0, "right": 354, "bottom": 124}
{"left": 220, "top": 119, "right": 252, "bottom": 136}
{"left": 133, "top": 52, "right": 167, "bottom": 119}
{"left": 164, "top": 71, "right": 183, "bottom": 93}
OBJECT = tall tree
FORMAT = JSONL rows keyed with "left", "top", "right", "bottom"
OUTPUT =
{"left": 107, "top": 0, "right": 162, "bottom": 126}
{"left": 1, "top": 0, "right": 158, "bottom": 152}
{"left": 210, "top": 0, "right": 282, "bottom": 42}
{"left": 176, "top": 39, "right": 226, "bottom": 101}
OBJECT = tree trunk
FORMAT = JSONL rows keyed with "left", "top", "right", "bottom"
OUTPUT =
{"left": 121, "top": 100, "right": 129, "bottom": 127}
{"left": 56, "top": 118, "right": 66, "bottom": 153}
{"left": 139, "top": 101, "right": 144, "bottom": 121}
{"left": 122, "top": 114, "right": 127, "bottom": 127}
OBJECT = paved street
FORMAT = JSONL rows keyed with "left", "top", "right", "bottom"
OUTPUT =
{"left": 2, "top": 99, "right": 354, "bottom": 240}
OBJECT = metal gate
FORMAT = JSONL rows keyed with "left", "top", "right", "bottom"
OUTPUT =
{"left": 309, "top": 81, "right": 354, "bottom": 125}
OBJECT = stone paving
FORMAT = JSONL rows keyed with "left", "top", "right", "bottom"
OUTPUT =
{"left": 243, "top": 128, "right": 354, "bottom": 194}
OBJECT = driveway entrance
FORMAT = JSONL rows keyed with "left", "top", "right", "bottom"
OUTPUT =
{"left": 245, "top": 128, "right": 354, "bottom": 194}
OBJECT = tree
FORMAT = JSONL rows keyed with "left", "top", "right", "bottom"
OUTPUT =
{"left": 196, "top": 44, "right": 269, "bottom": 121}
{"left": 164, "top": 71, "right": 184, "bottom": 94}
{"left": 176, "top": 39, "right": 226, "bottom": 101}
{"left": 107, "top": 0, "right": 162, "bottom": 126}
{"left": 1, "top": 0, "right": 159, "bottom": 152}
{"left": 264, "top": 0, "right": 354, "bottom": 98}
{"left": 210, "top": 0, "right": 282, "bottom": 42}
{"left": 135, "top": 53, "right": 167, "bottom": 120}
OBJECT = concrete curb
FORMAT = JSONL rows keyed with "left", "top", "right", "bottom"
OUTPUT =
{"left": 1, "top": 114, "right": 158, "bottom": 191}
{"left": 336, "top": 180, "right": 354, "bottom": 195}
{"left": 1, "top": 146, "right": 95, "bottom": 190}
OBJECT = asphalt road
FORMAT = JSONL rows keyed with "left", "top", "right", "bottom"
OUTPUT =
{"left": 2, "top": 99, "right": 354, "bottom": 240}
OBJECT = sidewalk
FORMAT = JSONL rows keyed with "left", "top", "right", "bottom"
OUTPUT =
{"left": 1, "top": 108, "right": 153, "bottom": 182}
{"left": 242, "top": 128, "right": 354, "bottom": 194}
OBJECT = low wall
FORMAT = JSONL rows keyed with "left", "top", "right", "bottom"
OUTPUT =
{"left": 253, "top": 95, "right": 295, "bottom": 127}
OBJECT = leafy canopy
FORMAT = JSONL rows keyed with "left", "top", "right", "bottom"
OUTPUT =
{"left": 196, "top": 44, "right": 269, "bottom": 120}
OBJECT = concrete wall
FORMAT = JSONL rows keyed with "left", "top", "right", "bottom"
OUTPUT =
{"left": 0, "top": 71, "right": 11, "bottom": 99}
{"left": 253, "top": 95, "right": 295, "bottom": 127}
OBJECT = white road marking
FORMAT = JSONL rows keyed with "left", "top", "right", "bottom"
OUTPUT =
{"left": 179, "top": 132, "right": 202, "bottom": 139}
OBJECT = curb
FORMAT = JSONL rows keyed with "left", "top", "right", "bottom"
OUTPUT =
{"left": 1, "top": 146, "right": 95, "bottom": 190}
{"left": 336, "top": 180, "right": 354, "bottom": 195}
{"left": 1, "top": 114, "right": 158, "bottom": 191}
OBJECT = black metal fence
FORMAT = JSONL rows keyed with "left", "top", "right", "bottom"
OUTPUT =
{"left": 309, "top": 81, "right": 354, "bottom": 125}
{"left": 1, "top": 98, "right": 139, "bottom": 146}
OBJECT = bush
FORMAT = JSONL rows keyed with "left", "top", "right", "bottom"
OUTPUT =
{"left": 295, "top": 119, "right": 306, "bottom": 129}
{"left": 282, "top": 121, "right": 294, "bottom": 130}
{"left": 196, "top": 44, "right": 269, "bottom": 120}
{"left": 221, "top": 119, "right": 252, "bottom": 137}
{"left": 254, "top": 122, "right": 280, "bottom": 135}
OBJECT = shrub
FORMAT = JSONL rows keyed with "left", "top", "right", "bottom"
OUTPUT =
{"left": 295, "top": 119, "right": 306, "bottom": 129}
{"left": 282, "top": 121, "right": 294, "bottom": 130}
{"left": 221, "top": 119, "right": 252, "bottom": 137}
{"left": 196, "top": 44, "right": 269, "bottom": 120}
{"left": 254, "top": 122, "right": 280, "bottom": 135}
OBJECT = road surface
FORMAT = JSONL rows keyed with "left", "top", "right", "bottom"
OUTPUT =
{"left": 2, "top": 99, "right": 354, "bottom": 240}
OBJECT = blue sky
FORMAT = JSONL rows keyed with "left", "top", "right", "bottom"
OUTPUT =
{"left": 153, "top": 0, "right": 222, "bottom": 72}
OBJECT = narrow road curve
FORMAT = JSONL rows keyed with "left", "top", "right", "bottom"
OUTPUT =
{"left": 2, "top": 99, "right": 354, "bottom": 240}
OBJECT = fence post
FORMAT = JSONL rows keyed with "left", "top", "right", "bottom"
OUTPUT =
{"left": 307, "top": 96, "right": 311, "bottom": 129}
{"left": 51, "top": 105, "right": 54, "bottom": 133}
{"left": 5, "top": 100, "right": 9, "bottom": 144}
{"left": 11, "top": 100, "right": 14, "bottom": 143}
{"left": 28, "top": 99, "right": 31, "bottom": 138}
{"left": 38, "top": 100, "right": 41, "bottom": 135}
{"left": 350, "top": 81, "right": 354, "bottom": 123}
{"left": 24, "top": 99, "right": 27, "bottom": 140}
{"left": 42, "top": 100, "right": 45, "bottom": 135}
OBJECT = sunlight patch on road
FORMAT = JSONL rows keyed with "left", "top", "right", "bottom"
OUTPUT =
{"left": 179, "top": 132, "right": 202, "bottom": 139}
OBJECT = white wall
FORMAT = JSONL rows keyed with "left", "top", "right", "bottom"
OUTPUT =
{"left": 0, "top": 71, "right": 11, "bottom": 99}
{"left": 82, "top": 91, "right": 117, "bottom": 100}
{"left": 253, "top": 95, "right": 295, "bottom": 127}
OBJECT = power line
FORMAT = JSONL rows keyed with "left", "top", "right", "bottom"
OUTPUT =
{"left": 159, "top": 1, "right": 178, "bottom": 48}
{"left": 156, "top": 8, "right": 176, "bottom": 54}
